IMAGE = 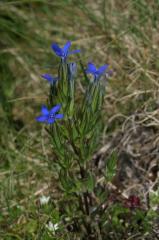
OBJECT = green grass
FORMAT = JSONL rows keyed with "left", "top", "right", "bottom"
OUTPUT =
{"left": 0, "top": 0, "right": 159, "bottom": 239}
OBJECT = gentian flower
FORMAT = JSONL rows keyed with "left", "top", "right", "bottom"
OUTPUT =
{"left": 41, "top": 74, "right": 58, "bottom": 84}
{"left": 51, "top": 41, "right": 80, "bottom": 61}
{"left": 36, "top": 104, "right": 63, "bottom": 124}
{"left": 86, "top": 62, "right": 109, "bottom": 80}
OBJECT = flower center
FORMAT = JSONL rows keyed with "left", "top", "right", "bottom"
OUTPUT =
{"left": 49, "top": 113, "right": 55, "bottom": 119}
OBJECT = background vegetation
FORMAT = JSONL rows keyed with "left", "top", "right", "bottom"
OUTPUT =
{"left": 0, "top": 0, "right": 159, "bottom": 239}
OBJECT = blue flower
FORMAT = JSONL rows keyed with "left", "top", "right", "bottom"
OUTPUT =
{"left": 86, "top": 62, "right": 109, "bottom": 80}
{"left": 51, "top": 41, "right": 80, "bottom": 61}
{"left": 41, "top": 74, "right": 58, "bottom": 84}
{"left": 36, "top": 105, "right": 64, "bottom": 124}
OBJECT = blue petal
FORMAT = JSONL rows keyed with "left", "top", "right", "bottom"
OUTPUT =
{"left": 41, "top": 105, "right": 49, "bottom": 115}
{"left": 55, "top": 113, "right": 64, "bottom": 119}
{"left": 86, "top": 62, "right": 97, "bottom": 73}
{"left": 97, "top": 64, "right": 109, "bottom": 74}
{"left": 63, "top": 41, "right": 71, "bottom": 55}
{"left": 50, "top": 104, "right": 61, "bottom": 114}
{"left": 47, "top": 118, "right": 55, "bottom": 124}
{"left": 36, "top": 115, "right": 47, "bottom": 122}
{"left": 68, "top": 49, "right": 80, "bottom": 55}
{"left": 51, "top": 43, "right": 62, "bottom": 56}
{"left": 41, "top": 74, "right": 58, "bottom": 83}
{"left": 41, "top": 74, "right": 53, "bottom": 82}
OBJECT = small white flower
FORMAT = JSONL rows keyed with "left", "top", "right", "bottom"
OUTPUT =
{"left": 39, "top": 195, "right": 50, "bottom": 205}
{"left": 46, "top": 221, "right": 59, "bottom": 233}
